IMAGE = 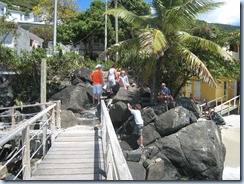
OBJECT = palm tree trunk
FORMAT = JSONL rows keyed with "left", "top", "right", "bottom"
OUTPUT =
{"left": 149, "top": 58, "right": 161, "bottom": 105}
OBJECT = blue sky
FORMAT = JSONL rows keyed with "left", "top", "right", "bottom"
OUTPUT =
{"left": 77, "top": 0, "right": 240, "bottom": 26}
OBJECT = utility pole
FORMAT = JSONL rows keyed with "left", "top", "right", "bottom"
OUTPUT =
{"left": 53, "top": 0, "right": 57, "bottom": 54}
{"left": 105, "top": 0, "right": 108, "bottom": 61}
{"left": 115, "top": 0, "right": 118, "bottom": 61}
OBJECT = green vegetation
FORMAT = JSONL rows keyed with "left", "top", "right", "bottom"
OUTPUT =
{"left": 104, "top": 0, "right": 237, "bottom": 104}
{"left": 0, "top": 0, "right": 240, "bottom": 105}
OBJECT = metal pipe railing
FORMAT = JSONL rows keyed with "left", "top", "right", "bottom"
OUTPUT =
{"left": 199, "top": 95, "right": 227, "bottom": 116}
{"left": 100, "top": 100, "right": 133, "bottom": 180}
{"left": 0, "top": 101, "right": 61, "bottom": 180}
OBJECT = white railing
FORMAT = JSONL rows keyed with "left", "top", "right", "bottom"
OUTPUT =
{"left": 100, "top": 100, "right": 133, "bottom": 180}
{"left": 0, "top": 101, "right": 61, "bottom": 180}
{"left": 199, "top": 95, "right": 227, "bottom": 116}
{"left": 214, "top": 95, "right": 240, "bottom": 115}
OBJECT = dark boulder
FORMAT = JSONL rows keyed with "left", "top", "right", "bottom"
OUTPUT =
{"left": 109, "top": 101, "right": 131, "bottom": 126}
{"left": 153, "top": 119, "right": 225, "bottom": 180}
{"left": 49, "top": 85, "right": 90, "bottom": 113}
{"left": 127, "top": 161, "right": 146, "bottom": 180}
{"left": 72, "top": 67, "right": 93, "bottom": 84}
{"left": 141, "top": 107, "right": 157, "bottom": 126}
{"left": 174, "top": 97, "right": 200, "bottom": 118}
{"left": 155, "top": 106, "right": 191, "bottom": 137}
{"left": 142, "top": 123, "right": 161, "bottom": 146}
{"left": 112, "top": 87, "right": 140, "bottom": 104}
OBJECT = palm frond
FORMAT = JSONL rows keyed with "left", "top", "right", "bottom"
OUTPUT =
{"left": 104, "top": 8, "right": 154, "bottom": 28}
{"left": 177, "top": 31, "right": 234, "bottom": 61}
{"left": 139, "top": 29, "right": 167, "bottom": 54}
{"left": 173, "top": 45, "right": 217, "bottom": 87}
{"left": 153, "top": 0, "right": 224, "bottom": 29}
{"left": 100, "top": 38, "right": 140, "bottom": 58}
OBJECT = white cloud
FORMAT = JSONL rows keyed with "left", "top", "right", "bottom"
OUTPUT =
{"left": 197, "top": 0, "right": 240, "bottom": 26}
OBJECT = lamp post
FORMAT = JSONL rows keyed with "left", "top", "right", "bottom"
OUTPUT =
{"left": 53, "top": 0, "right": 57, "bottom": 53}
{"left": 105, "top": 0, "right": 108, "bottom": 61}
{"left": 115, "top": 0, "right": 118, "bottom": 61}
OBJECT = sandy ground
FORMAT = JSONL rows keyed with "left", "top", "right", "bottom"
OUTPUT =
{"left": 221, "top": 115, "right": 241, "bottom": 180}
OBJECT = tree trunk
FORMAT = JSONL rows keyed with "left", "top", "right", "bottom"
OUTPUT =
{"left": 149, "top": 58, "right": 161, "bottom": 105}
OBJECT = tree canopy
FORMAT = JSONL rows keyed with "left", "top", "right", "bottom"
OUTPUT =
{"left": 103, "top": 0, "right": 235, "bottom": 104}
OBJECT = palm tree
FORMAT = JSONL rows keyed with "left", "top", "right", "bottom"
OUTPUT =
{"left": 103, "top": 0, "right": 233, "bottom": 105}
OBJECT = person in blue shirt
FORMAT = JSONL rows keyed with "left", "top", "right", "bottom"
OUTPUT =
{"left": 160, "top": 83, "right": 170, "bottom": 96}
{"left": 157, "top": 83, "right": 173, "bottom": 103}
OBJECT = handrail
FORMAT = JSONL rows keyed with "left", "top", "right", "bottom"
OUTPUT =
{"left": 0, "top": 101, "right": 61, "bottom": 180}
{"left": 214, "top": 95, "right": 240, "bottom": 115}
{"left": 100, "top": 100, "right": 133, "bottom": 180}
{"left": 199, "top": 95, "right": 227, "bottom": 116}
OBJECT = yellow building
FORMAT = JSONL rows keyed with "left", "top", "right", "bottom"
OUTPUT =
{"left": 184, "top": 44, "right": 240, "bottom": 102}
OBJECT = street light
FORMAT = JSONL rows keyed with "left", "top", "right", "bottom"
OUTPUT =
{"left": 53, "top": 0, "right": 57, "bottom": 53}
{"left": 105, "top": 0, "right": 108, "bottom": 61}
{"left": 115, "top": 0, "right": 118, "bottom": 61}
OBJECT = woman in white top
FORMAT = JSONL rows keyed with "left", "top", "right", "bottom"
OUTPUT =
{"left": 107, "top": 64, "right": 117, "bottom": 94}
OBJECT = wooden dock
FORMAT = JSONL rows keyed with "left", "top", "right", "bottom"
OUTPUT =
{"left": 31, "top": 125, "right": 105, "bottom": 180}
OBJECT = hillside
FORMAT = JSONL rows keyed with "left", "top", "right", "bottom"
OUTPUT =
{"left": 1, "top": 0, "right": 240, "bottom": 33}
{"left": 211, "top": 23, "right": 240, "bottom": 32}
{"left": 0, "top": 0, "right": 39, "bottom": 10}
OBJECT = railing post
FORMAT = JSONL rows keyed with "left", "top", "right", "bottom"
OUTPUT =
{"left": 55, "top": 100, "right": 61, "bottom": 128}
{"left": 228, "top": 102, "right": 230, "bottom": 116}
{"left": 51, "top": 108, "right": 55, "bottom": 145}
{"left": 10, "top": 108, "right": 16, "bottom": 129}
{"left": 40, "top": 58, "right": 48, "bottom": 156}
{"left": 22, "top": 126, "right": 31, "bottom": 180}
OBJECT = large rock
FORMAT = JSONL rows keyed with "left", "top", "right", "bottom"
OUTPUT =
{"left": 49, "top": 85, "right": 91, "bottom": 113}
{"left": 142, "top": 123, "right": 161, "bottom": 146}
{"left": 109, "top": 101, "right": 131, "bottom": 126}
{"left": 210, "top": 111, "right": 226, "bottom": 125}
{"left": 174, "top": 97, "right": 200, "bottom": 118}
{"left": 127, "top": 161, "right": 146, "bottom": 180}
{"left": 141, "top": 107, "right": 157, "bottom": 126}
{"left": 72, "top": 67, "right": 93, "bottom": 84}
{"left": 112, "top": 87, "right": 140, "bottom": 104}
{"left": 146, "top": 158, "right": 165, "bottom": 180}
{"left": 60, "top": 110, "right": 78, "bottom": 129}
{"left": 153, "top": 119, "right": 226, "bottom": 180}
{"left": 155, "top": 106, "right": 191, "bottom": 137}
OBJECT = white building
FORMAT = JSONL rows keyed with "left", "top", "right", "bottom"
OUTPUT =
{"left": 0, "top": 1, "right": 44, "bottom": 55}
{"left": 0, "top": 1, "right": 43, "bottom": 25}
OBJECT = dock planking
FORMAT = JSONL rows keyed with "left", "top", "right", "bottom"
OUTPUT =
{"left": 31, "top": 125, "right": 105, "bottom": 180}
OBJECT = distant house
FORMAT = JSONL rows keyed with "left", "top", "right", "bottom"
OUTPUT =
{"left": 0, "top": 26, "right": 44, "bottom": 55}
{"left": 0, "top": 1, "right": 44, "bottom": 55}
{"left": 0, "top": 1, "right": 43, "bottom": 26}
{"left": 183, "top": 44, "right": 240, "bottom": 102}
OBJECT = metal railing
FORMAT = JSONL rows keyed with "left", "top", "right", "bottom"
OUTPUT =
{"left": 199, "top": 95, "right": 227, "bottom": 116}
{"left": 0, "top": 101, "right": 61, "bottom": 180}
{"left": 214, "top": 95, "right": 240, "bottom": 115}
{"left": 100, "top": 100, "right": 133, "bottom": 180}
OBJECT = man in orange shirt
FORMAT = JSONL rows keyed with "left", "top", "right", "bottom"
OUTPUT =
{"left": 90, "top": 64, "right": 103, "bottom": 105}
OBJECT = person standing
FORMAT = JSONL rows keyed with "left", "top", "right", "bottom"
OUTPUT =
{"left": 107, "top": 64, "right": 117, "bottom": 94}
{"left": 90, "top": 64, "right": 103, "bottom": 105}
{"left": 127, "top": 103, "right": 144, "bottom": 150}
